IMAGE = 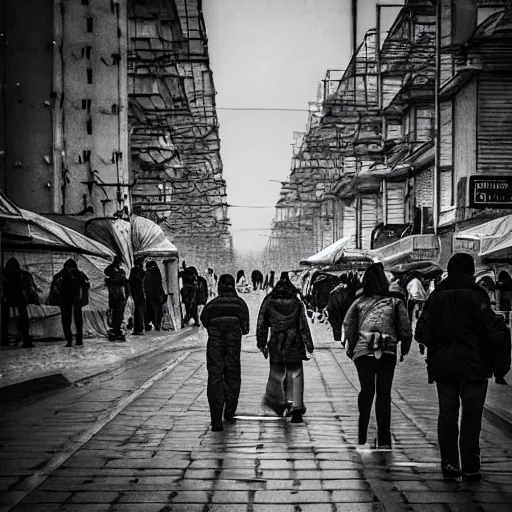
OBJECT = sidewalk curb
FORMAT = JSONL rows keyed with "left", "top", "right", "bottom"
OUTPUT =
{"left": 0, "top": 327, "right": 201, "bottom": 403}
{"left": 483, "top": 405, "right": 512, "bottom": 440}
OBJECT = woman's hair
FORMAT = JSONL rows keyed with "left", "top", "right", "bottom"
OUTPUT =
{"left": 362, "top": 263, "right": 390, "bottom": 297}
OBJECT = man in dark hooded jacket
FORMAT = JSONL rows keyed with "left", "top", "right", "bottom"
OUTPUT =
{"left": 50, "top": 259, "right": 90, "bottom": 347}
{"left": 200, "top": 274, "right": 250, "bottom": 432}
{"left": 104, "top": 255, "right": 129, "bottom": 339}
{"left": 257, "top": 273, "right": 314, "bottom": 424}
{"left": 326, "top": 274, "right": 354, "bottom": 342}
{"left": 416, "top": 253, "right": 511, "bottom": 481}
{"left": 144, "top": 261, "right": 166, "bottom": 331}
{"left": 129, "top": 261, "right": 146, "bottom": 335}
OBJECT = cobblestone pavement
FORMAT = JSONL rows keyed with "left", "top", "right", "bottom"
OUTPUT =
{"left": 1, "top": 292, "right": 512, "bottom": 511}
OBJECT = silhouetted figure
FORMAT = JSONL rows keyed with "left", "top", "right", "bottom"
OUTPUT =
{"left": 326, "top": 274, "right": 353, "bottom": 342}
{"left": 257, "top": 274, "right": 314, "bottom": 424}
{"left": 104, "top": 255, "right": 129, "bottom": 340}
{"left": 1, "top": 258, "right": 39, "bottom": 347}
{"left": 416, "top": 253, "right": 511, "bottom": 481}
{"left": 143, "top": 261, "right": 166, "bottom": 331}
{"left": 129, "top": 261, "right": 146, "bottom": 335}
{"left": 201, "top": 274, "right": 250, "bottom": 431}
{"left": 206, "top": 268, "right": 218, "bottom": 299}
{"left": 49, "top": 259, "right": 90, "bottom": 347}
{"left": 180, "top": 264, "right": 199, "bottom": 327}
{"left": 342, "top": 263, "right": 412, "bottom": 448}
{"left": 251, "top": 270, "right": 264, "bottom": 291}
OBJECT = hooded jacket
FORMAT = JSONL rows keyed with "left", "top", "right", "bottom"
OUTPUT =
{"left": 416, "top": 272, "right": 511, "bottom": 382}
{"left": 342, "top": 291, "right": 412, "bottom": 361}
{"left": 3, "top": 258, "right": 40, "bottom": 307}
{"left": 200, "top": 275, "right": 250, "bottom": 336}
{"left": 49, "top": 260, "right": 89, "bottom": 306}
{"left": 256, "top": 279, "right": 314, "bottom": 364}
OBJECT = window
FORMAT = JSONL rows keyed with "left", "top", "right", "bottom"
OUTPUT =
{"left": 81, "top": 99, "right": 91, "bottom": 112}
{"left": 85, "top": 46, "right": 91, "bottom": 59}
{"left": 87, "top": 68, "right": 93, "bottom": 84}
{"left": 86, "top": 119, "right": 92, "bottom": 135}
{"left": 111, "top": 104, "right": 118, "bottom": 114}
{"left": 83, "top": 150, "right": 91, "bottom": 163}
{"left": 86, "top": 17, "right": 93, "bottom": 33}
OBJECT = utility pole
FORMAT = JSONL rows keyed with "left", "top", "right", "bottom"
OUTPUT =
{"left": 351, "top": 0, "right": 358, "bottom": 56}
{"left": 433, "top": 0, "right": 441, "bottom": 233}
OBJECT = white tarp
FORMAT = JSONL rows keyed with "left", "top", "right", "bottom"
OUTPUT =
{"left": 301, "top": 237, "right": 373, "bottom": 266}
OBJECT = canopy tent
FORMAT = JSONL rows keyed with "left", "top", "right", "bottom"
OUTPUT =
{"left": 131, "top": 215, "right": 178, "bottom": 258}
{"left": 300, "top": 237, "right": 373, "bottom": 266}
{"left": 388, "top": 260, "right": 444, "bottom": 279}
{"left": 454, "top": 214, "right": 512, "bottom": 260}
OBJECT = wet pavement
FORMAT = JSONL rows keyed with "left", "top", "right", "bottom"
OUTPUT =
{"left": 1, "top": 292, "right": 512, "bottom": 511}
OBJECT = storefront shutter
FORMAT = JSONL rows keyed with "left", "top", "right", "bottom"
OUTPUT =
{"left": 478, "top": 74, "right": 512, "bottom": 173}
{"left": 361, "top": 196, "right": 380, "bottom": 250}
{"left": 342, "top": 203, "right": 357, "bottom": 249}
{"left": 387, "top": 183, "right": 405, "bottom": 224}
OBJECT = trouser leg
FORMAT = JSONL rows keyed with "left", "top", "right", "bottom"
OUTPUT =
{"left": 60, "top": 304, "right": 73, "bottom": 344}
{"left": 286, "top": 362, "right": 305, "bottom": 413}
{"left": 2, "top": 303, "right": 11, "bottom": 345}
{"left": 17, "top": 306, "right": 31, "bottom": 347}
{"left": 207, "top": 334, "right": 225, "bottom": 427}
{"left": 355, "top": 356, "right": 377, "bottom": 444}
{"left": 460, "top": 380, "right": 488, "bottom": 474}
{"left": 375, "top": 354, "right": 396, "bottom": 446}
{"left": 150, "top": 300, "right": 162, "bottom": 330}
{"left": 264, "top": 362, "right": 287, "bottom": 413}
{"left": 223, "top": 333, "right": 241, "bottom": 419}
{"left": 191, "top": 302, "right": 199, "bottom": 325}
{"left": 74, "top": 305, "right": 83, "bottom": 345}
{"left": 133, "top": 302, "right": 145, "bottom": 333}
{"left": 436, "top": 381, "right": 461, "bottom": 469}
{"left": 111, "top": 302, "right": 126, "bottom": 335}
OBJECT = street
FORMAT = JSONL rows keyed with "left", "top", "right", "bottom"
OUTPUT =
{"left": 1, "top": 292, "right": 512, "bottom": 512}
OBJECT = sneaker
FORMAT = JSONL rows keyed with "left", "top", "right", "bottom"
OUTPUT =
{"left": 224, "top": 416, "right": 236, "bottom": 425}
{"left": 442, "top": 464, "right": 462, "bottom": 479}
{"left": 463, "top": 472, "right": 482, "bottom": 482}
{"left": 211, "top": 425, "right": 224, "bottom": 432}
{"left": 65, "top": 343, "right": 72, "bottom": 347}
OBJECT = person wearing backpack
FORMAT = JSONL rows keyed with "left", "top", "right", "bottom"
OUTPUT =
{"left": 342, "top": 263, "right": 412, "bottom": 448}
{"left": 416, "top": 253, "right": 511, "bottom": 481}
{"left": 49, "top": 259, "right": 90, "bottom": 347}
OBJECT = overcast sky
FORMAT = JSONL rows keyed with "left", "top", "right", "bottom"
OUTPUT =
{"left": 202, "top": 0, "right": 393, "bottom": 254}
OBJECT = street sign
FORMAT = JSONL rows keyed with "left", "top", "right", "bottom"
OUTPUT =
{"left": 470, "top": 176, "right": 512, "bottom": 208}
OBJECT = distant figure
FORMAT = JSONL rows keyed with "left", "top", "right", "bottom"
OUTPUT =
{"left": 236, "top": 270, "right": 251, "bottom": 293}
{"left": 144, "top": 260, "right": 167, "bottom": 331}
{"left": 1, "top": 257, "right": 39, "bottom": 348}
{"left": 406, "top": 271, "right": 427, "bottom": 321}
{"left": 326, "top": 274, "right": 353, "bottom": 342}
{"left": 201, "top": 274, "right": 250, "bottom": 431}
{"left": 268, "top": 271, "right": 275, "bottom": 290}
{"left": 104, "top": 255, "right": 129, "bottom": 340}
{"left": 416, "top": 253, "right": 511, "bottom": 481}
{"left": 257, "top": 273, "right": 314, "bottom": 424}
{"left": 342, "top": 263, "right": 412, "bottom": 448}
{"left": 180, "top": 264, "right": 200, "bottom": 327}
{"left": 49, "top": 259, "right": 90, "bottom": 347}
{"left": 251, "top": 270, "right": 264, "bottom": 291}
{"left": 129, "top": 261, "right": 146, "bottom": 335}
{"left": 197, "top": 275, "right": 209, "bottom": 307}
{"left": 496, "top": 271, "right": 512, "bottom": 323}
{"left": 206, "top": 268, "right": 218, "bottom": 299}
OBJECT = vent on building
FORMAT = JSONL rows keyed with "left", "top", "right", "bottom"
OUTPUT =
{"left": 86, "top": 17, "right": 93, "bottom": 33}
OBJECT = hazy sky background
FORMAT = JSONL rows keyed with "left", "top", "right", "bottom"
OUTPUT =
{"left": 203, "top": 0, "right": 395, "bottom": 254}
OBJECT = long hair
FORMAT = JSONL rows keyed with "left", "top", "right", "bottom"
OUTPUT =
{"left": 362, "top": 263, "right": 389, "bottom": 297}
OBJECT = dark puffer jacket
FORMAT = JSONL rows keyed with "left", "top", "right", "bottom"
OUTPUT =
{"left": 256, "top": 280, "right": 314, "bottom": 364}
{"left": 416, "top": 272, "right": 511, "bottom": 382}
{"left": 200, "top": 277, "right": 250, "bottom": 336}
{"left": 326, "top": 283, "right": 353, "bottom": 341}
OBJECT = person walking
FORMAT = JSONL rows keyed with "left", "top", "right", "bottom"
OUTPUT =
{"left": 1, "top": 257, "right": 39, "bottom": 348}
{"left": 406, "top": 271, "right": 428, "bottom": 321}
{"left": 180, "top": 265, "right": 200, "bottom": 327}
{"left": 416, "top": 253, "right": 511, "bottom": 481}
{"left": 104, "top": 255, "right": 129, "bottom": 340}
{"left": 256, "top": 272, "right": 314, "bottom": 424}
{"left": 342, "top": 263, "right": 412, "bottom": 448}
{"left": 206, "top": 268, "right": 217, "bottom": 299}
{"left": 144, "top": 261, "right": 166, "bottom": 331}
{"left": 326, "top": 274, "right": 354, "bottom": 342}
{"left": 200, "top": 274, "right": 250, "bottom": 432}
{"left": 129, "top": 262, "right": 146, "bottom": 335}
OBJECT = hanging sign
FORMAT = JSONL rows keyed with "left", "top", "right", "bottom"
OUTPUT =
{"left": 470, "top": 176, "right": 512, "bottom": 208}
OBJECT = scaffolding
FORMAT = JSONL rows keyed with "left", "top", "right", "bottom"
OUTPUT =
{"left": 128, "top": 0, "right": 234, "bottom": 272}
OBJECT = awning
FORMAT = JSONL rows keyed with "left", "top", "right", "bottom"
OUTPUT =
{"left": 131, "top": 215, "right": 178, "bottom": 258}
{"left": 371, "top": 234, "right": 440, "bottom": 268}
{"left": 300, "top": 237, "right": 373, "bottom": 266}
{"left": 0, "top": 190, "right": 32, "bottom": 239}
{"left": 454, "top": 214, "right": 512, "bottom": 259}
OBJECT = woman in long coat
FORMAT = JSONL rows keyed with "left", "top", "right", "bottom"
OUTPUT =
{"left": 256, "top": 273, "right": 314, "bottom": 424}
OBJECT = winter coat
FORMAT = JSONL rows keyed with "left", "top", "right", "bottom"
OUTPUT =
{"left": 3, "top": 269, "right": 40, "bottom": 307}
{"left": 144, "top": 266, "right": 166, "bottom": 304}
{"left": 200, "top": 290, "right": 250, "bottom": 338}
{"left": 49, "top": 268, "right": 90, "bottom": 306}
{"left": 416, "top": 272, "right": 512, "bottom": 382}
{"left": 326, "top": 284, "right": 354, "bottom": 341}
{"left": 342, "top": 292, "right": 412, "bottom": 361}
{"left": 197, "top": 276, "right": 208, "bottom": 306}
{"left": 256, "top": 281, "right": 314, "bottom": 364}
{"left": 104, "top": 264, "right": 129, "bottom": 306}
{"left": 129, "top": 267, "right": 146, "bottom": 303}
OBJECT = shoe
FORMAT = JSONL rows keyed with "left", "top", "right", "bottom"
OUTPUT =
{"left": 224, "top": 416, "right": 237, "bottom": 424}
{"left": 378, "top": 444, "right": 392, "bottom": 450}
{"left": 132, "top": 331, "right": 144, "bottom": 336}
{"left": 442, "top": 464, "right": 462, "bottom": 479}
{"left": 211, "top": 425, "right": 224, "bottom": 432}
{"left": 290, "top": 412, "right": 303, "bottom": 424}
{"left": 463, "top": 472, "right": 482, "bottom": 482}
{"left": 76, "top": 343, "right": 83, "bottom": 347}
{"left": 22, "top": 343, "right": 35, "bottom": 348}
{"left": 65, "top": 343, "right": 72, "bottom": 347}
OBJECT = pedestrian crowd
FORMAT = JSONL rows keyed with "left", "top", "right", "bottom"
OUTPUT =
{"left": 200, "top": 254, "right": 511, "bottom": 485}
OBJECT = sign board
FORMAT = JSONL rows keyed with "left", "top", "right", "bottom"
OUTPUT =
{"left": 470, "top": 176, "right": 512, "bottom": 208}
{"left": 453, "top": 237, "right": 481, "bottom": 254}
